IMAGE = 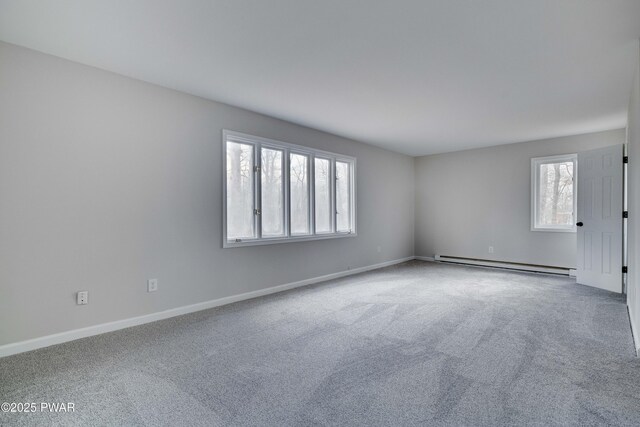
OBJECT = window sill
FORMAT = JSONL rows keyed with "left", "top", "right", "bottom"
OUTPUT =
{"left": 223, "top": 232, "right": 357, "bottom": 248}
{"left": 530, "top": 227, "right": 576, "bottom": 233}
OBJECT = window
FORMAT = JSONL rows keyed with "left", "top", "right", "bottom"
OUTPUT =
{"left": 223, "top": 131, "right": 356, "bottom": 247}
{"left": 335, "top": 161, "right": 352, "bottom": 232}
{"left": 261, "top": 147, "right": 284, "bottom": 237}
{"left": 314, "top": 157, "right": 332, "bottom": 234}
{"left": 290, "top": 153, "right": 310, "bottom": 235}
{"left": 226, "top": 141, "right": 255, "bottom": 240}
{"left": 531, "top": 154, "right": 577, "bottom": 232}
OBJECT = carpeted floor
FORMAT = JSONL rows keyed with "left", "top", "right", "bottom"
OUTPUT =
{"left": 1, "top": 260, "right": 639, "bottom": 426}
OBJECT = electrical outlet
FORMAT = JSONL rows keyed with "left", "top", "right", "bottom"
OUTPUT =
{"left": 488, "top": 246, "right": 494, "bottom": 254}
{"left": 77, "top": 291, "right": 88, "bottom": 305}
{"left": 147, "top": 279, "right": 158, "bottom": 292}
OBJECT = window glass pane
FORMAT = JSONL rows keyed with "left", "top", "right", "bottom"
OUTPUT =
{"left": 226, "top": 141, "right": 255, "bottom": 240}
{"left": 225, "top": 131, "right": 356, "bottom": 246}
{"left": 261, "top": 148, "right": 284, "bottom": 237}
{"left": 290, "top": 153, "right": 310, "bottom": 234}
{"left": 336, "top": 161, "right": 351, "bottom": 232}
{"left": 314, "top": 158, "right": 332, "bottom": 233}
{"left": 537, "top": 161, "right": 574, "bottom": 226}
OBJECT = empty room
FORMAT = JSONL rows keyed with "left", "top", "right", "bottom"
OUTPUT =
{"left": 1, "top": 1, "right": 640, "bottom": 425}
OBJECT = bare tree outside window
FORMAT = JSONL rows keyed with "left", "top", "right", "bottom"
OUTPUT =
{"left": 226, "top": 142, "right": 255, "bottom": 239}
{"left": 290, "top": 153, "right": 310, "bottom": 234}
{"left": 532, "top": 155, "right": 576, "bottom": 231}
{"left": 315, "top": 158, "right": 331, "bottom": 233}
{"left": 224, "top": 131, "right": 356, "bottom": 246}
{"left": 261, "top": 148, "right": 284, "bottom": 236}
{"left": 336, "top": 161, "right": 351, "bottom": 232}
{"left": 539, "top": 162, "right": 574, "bottom": 225}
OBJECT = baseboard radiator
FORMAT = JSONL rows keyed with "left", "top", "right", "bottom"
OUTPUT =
{"left": 434, "top": 255, "right": 571, "bottom": 276}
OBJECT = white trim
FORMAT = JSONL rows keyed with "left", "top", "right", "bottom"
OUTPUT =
{"left": 0, "top": 256, "right": 414, "bottom": 359}
{"left": 414, "top": 256, "right": 436, "bottom": 261}
{"left": 569, "top": 269, "right": 577, "bottom": 277}
{"left": 531, "top": 153, "right": 578, "bottom": 233}
{"left": 223, "top": 130, "right": 357, "bottom": 248}
{"left": 531, "top": 226, "right": 577, "bottom": 233}
{"left": 221, "top": 231, "right": 356, "bottom": 248}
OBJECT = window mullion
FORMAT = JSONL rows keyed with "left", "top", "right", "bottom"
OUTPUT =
{"left": 255, "top": 142, "right": 262, "bottom": 240}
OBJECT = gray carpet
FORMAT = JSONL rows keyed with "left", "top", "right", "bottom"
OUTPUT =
{"left": 1, "top": 260, "right": 639, "bottom": 426}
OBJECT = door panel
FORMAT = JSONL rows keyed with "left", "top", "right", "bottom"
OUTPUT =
{"left": 576, "top": 144, "right": 623, "bottom": 293}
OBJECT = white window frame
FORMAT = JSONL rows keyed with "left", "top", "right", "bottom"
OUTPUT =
{"left": 531, "top": 153, "right": 577, "bottom": 232}
{"left": 223, "top": 130, "right": 357, "bottom": 248}
{"left": 288, "top": 151, "right": 311, "bottom": 236}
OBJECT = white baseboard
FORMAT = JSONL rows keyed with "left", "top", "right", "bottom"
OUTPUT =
{"left": 414, "top": 256, "right": 436, "bottom": 262}
{"left": 0, "top": 256, "right": 414, "bottom": 358}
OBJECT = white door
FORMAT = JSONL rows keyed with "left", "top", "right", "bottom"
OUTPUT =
{"left": 576, "top": 144, "right": 623, "bottom": 293}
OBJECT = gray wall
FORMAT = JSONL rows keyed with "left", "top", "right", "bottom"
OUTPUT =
{"left": 0, "top": 42, "right": 415, "bottom": 346}
{"left": 627, "top": 42, "right": 640, "bottom": 352}
{"left": 415, "top": 129, "right": 626, "bottom": 268}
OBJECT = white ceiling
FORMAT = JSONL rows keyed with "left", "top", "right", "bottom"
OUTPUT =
{"left": 1, "top": 1, "right": 639, "bottom": 156}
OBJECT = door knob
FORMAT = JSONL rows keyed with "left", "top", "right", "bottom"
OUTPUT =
{"left": 576, "top": 222, "right": 584, "bottom": 227}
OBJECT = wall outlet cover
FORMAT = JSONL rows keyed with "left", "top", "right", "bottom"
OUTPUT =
{"left": 77, "top": 291, "right": 88, "bottom": 305}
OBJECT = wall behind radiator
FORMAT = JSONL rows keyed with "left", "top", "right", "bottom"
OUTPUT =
{"left": 415, "top": 129, "right": 626, "bottom": 268}
{"left": 0, "top": 42, "right": 415, "bottom": 346}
